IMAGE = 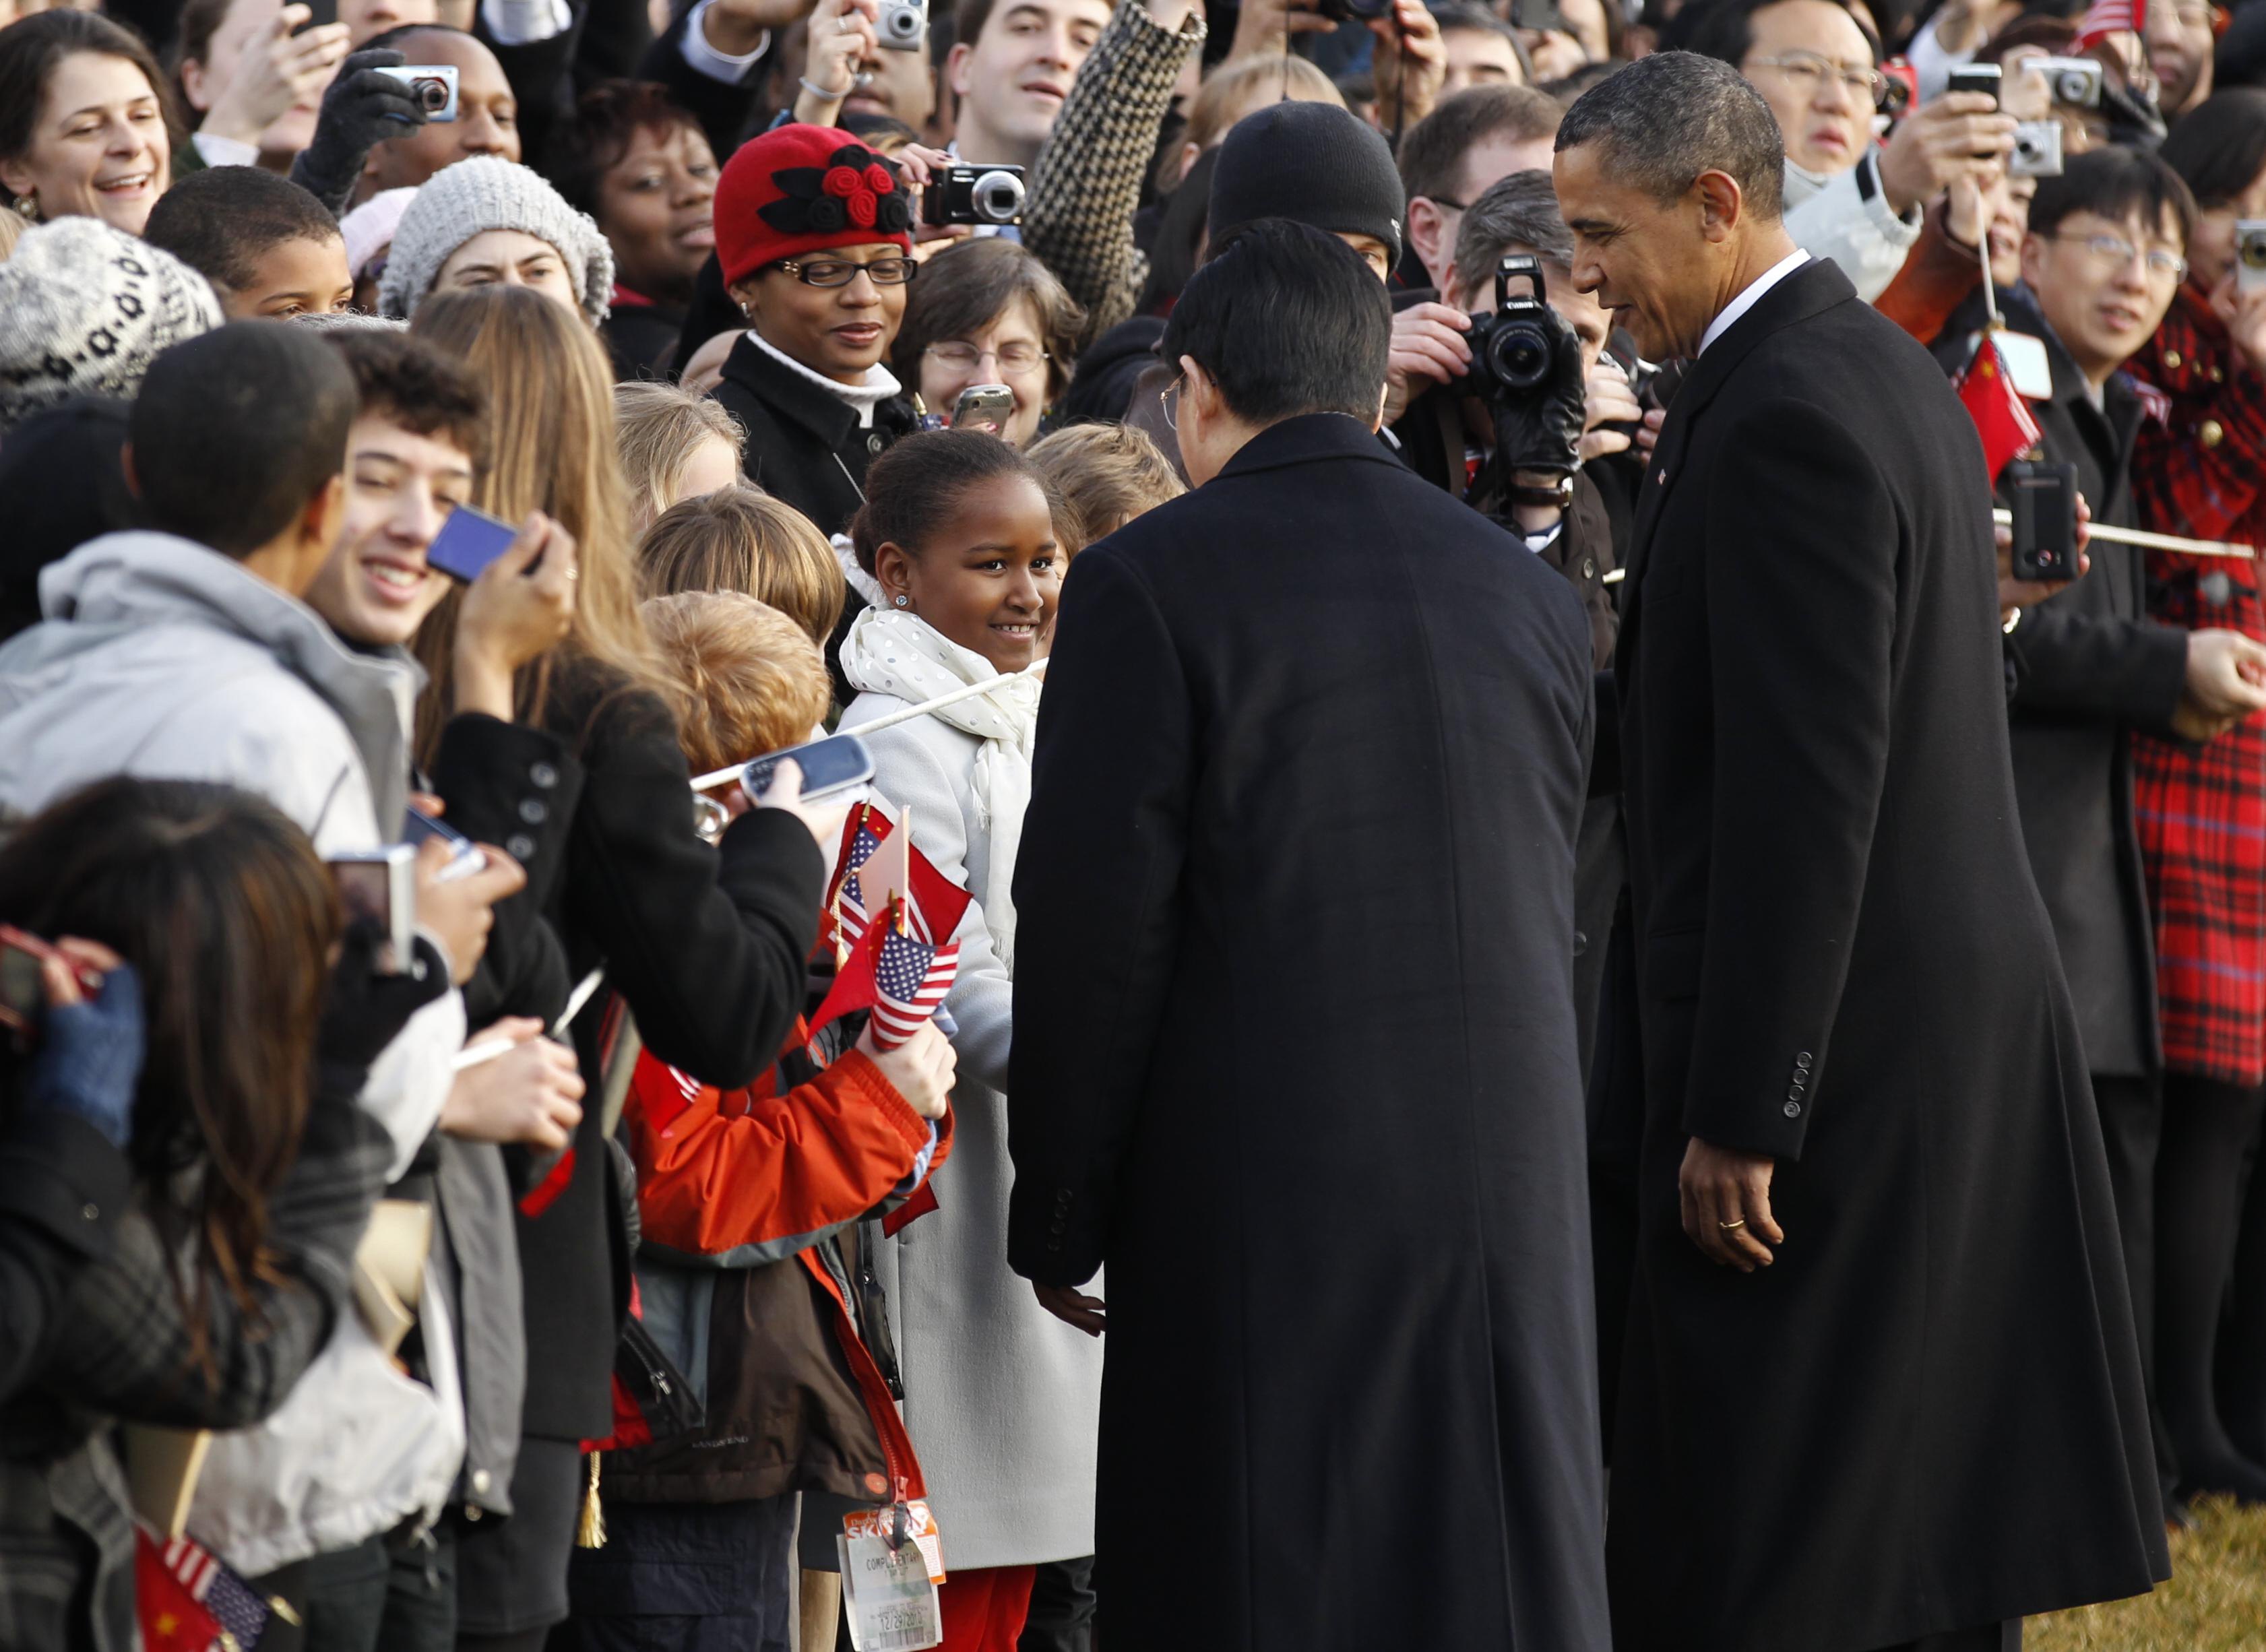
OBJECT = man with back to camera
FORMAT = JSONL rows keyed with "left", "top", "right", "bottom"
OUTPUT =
{"left": 1553, "top": 51, "right": 2168, "bottom": 1652}
{"left": 1005, "top": 217, "right": 1610, "bottom": 1651}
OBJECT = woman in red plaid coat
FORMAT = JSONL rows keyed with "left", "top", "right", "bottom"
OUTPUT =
{"left": 2130, "top": 92, "right": 2266, "bottom": 1504}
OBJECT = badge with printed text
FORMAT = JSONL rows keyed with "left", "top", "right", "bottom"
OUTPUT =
{"left": 838, "top": 1502, "right": 945, "bottom": 1651}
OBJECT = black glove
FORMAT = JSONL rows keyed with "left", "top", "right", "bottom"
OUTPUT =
{"left": 316, "top": 918, "right": 450, "bottom": 1075}
{"left": 1492, "top": 303, "right": 1586, "bottom": 480}
{"left": 288, "top": 48, "right": 426, "bottom": 218}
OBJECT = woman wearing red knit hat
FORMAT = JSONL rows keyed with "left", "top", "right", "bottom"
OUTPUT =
{"left": 705, "top": 123, "right": 922, "bottom": 540}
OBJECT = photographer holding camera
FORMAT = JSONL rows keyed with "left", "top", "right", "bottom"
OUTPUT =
{"left": 1386, "top": 169, "right": 1625, "bottom": 666}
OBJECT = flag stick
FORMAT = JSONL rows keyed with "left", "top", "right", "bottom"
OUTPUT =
{"left": 1990, "top": 510, "right": 2257, "bottom": 561}
{"left": 689, "top": 658, "right": 1050, "bottom": 794}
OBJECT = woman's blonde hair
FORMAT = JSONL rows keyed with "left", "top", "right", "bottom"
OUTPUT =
{"left": 0, "top": 208, "right": 23, "bottom": 263}
{"left": 643, "top": 591, "right": 831, "bottom": 774}
{"left": 1026, "top": 422, "right": 1185, "bottom": 551}
{"left": 638, "top": 484, "right": 847, "bottom": 647}
{"left": 408, "top": 285, "right": 675, "bottom": 761}
{"left": 1160, "top": 57, "right": 1345, "bottom": 191}
{"left": 614, "top": 380, "right": 747, "bottom": 534}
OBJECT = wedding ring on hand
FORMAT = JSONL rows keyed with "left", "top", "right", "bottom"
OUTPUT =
{"left": 1718, "top": 1218, "right": 1746, "bottom": 1231}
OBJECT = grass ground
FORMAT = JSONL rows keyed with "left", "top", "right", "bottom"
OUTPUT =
{"left": 2029, "top": 1498, "right": 2266, "bottom": 1650}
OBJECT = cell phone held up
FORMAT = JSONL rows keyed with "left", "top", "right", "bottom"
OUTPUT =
{"left": 2007, "top": 459, "right": 2080, "bottom": 583}
{"left": 1946, "top": 63, "right": 2001, "bottom": 105}
{"left": 425, "top": 504, "right": 520, "bottom": 584}
{"left": 951, "top": 384, "right": 1015, "bottom": 433}
{"left": 739, "top": 734, "right": 876, "bottom": 812}
{"left": 328, "top": 846, "right": 420, "bottom": 975}
{"left": 0, "top": 926, "right": 81, "bottom": 1041}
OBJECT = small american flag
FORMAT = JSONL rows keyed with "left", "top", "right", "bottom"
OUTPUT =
{"left": 137, "top": 1527, "right": 270, "bottom": 1652}
{"left": 2074, "top": 0, "right": 2142, "bottom": 47}
{"left": 831, "top": 805, "right": 888, "bottom": 945}
{"left": 869, "top": 920, "right": 961, "bottom": 1050}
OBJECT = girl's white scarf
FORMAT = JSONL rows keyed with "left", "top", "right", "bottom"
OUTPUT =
{"left": 839, "top": 606, "right": 1040, "bottom": 974}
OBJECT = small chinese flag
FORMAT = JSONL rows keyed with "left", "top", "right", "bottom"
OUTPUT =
{"left": 1957, "top": 335, "right": 2044, "bottom": 482}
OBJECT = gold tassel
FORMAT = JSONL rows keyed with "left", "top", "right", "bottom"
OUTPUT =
{"left": 575, "top": 1451, "right": 606, "bottom": 1548}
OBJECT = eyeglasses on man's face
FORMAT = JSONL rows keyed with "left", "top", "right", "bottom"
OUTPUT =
{"left": 1159, "top": 375, "right": 1183, "bottom": 431}
{"left": 1747, "top": 50, "right": 1888, "bottom": 108}
{"left": 2046, "top": 232, "right": 2189, "bottom": 285}
{"left": 773, "top": 255, "right": 920, "bottom": 288}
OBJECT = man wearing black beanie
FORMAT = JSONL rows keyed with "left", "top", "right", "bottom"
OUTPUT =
{"left": 1205, "top": 99, "right": 1410, "bottom": 280}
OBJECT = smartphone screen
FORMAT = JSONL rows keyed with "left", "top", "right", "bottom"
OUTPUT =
{"left": 742, "top": 734, "right": 876, "bottom": 804}
{"left": 0, "top": 938, "right": 43, "bottom": 1035}
{"left": 427, "top": 505, "right": 520, "bottom": 584}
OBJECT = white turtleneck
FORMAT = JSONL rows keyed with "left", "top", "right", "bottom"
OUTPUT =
{"left": 743, "top": 327, "right": 903, "bottom": 428}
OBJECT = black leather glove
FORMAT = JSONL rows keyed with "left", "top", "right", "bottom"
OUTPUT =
{"left": 1492, "top": 303, "right": 1587, "bottom": 480}
{"left": 317, "top": 918, "right": 450, "bottom": 1075}
{"left": 288, "top": 48, "right": 426, "bottom": 218}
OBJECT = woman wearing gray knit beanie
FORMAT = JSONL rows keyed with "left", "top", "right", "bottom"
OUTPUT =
{"left": 377, "top": 155, "right": 615, "bottom": 327}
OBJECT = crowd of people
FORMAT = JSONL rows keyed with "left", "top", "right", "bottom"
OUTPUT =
{"left": 0, "top": 0, "right": 2265, "bottom": 1640}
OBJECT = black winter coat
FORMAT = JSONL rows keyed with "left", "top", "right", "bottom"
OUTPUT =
{"left": 510, "top": 659, "right": 827, "bottom": 1444}
{"left": 1604, "top": 257, "right": 2167, "bottom": 1651}
{"left": 1007, "top": 413, "right": 1612, "bottom": 1651}
{"left": 1980, "top": 294, "right": 2184, "bottom": 1079}
{"left": 707, "top": 334, "right": 919, "bottom": 538}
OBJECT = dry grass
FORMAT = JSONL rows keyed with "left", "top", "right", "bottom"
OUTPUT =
{"left": 2028, "top": 1498, "right": 2266, "bottom": 1651}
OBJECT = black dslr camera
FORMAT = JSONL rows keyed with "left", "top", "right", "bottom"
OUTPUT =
{"left": 923, "top": 164, "right": 1027, "bottom": 227}
{"left": 1463, "top": 255, "right": 1585, "bottom": 480}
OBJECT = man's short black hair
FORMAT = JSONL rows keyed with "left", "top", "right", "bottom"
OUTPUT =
{"left": 1670, "top": 0, "right": 1880, "bottom": 67}
{"left": 1557, "top": 52, "right": 1785, "bottom": 219}
{"left": 360, "top": 20, "right": 474, "bottom": 53}
{"left": 129, "top": 323, "right": 356, "bottom": 557}
{"left": 1161, "top": 218, "right": 1390, "bottom": 428}
{"left": 2028, "top": 144, "right": 2197, "bottom": 251}
{"left": 2158, "top": 89, "right": 2266, "bottom": 212}
{"left": 1399, "top": 84, "right": 1563, "bottom": 203}
{"left": 141, "top": 168, "right": 340, "bottom": 296}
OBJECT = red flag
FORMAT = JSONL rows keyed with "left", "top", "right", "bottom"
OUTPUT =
{"left": 1957, "top": 335, "right": 2043, "bottom": 482}
{"left": 2075, "top": 0, "right": 2141, "bottom": 48}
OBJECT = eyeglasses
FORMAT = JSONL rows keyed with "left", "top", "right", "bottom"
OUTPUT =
{"left": 773, "top": 255, "right": 919, "bottom": 288}
{"left": 926, "top": 340, "right": 1048, "bottom": 377}
{"left": 2046, "top": 232, "right": 2188, "bottom": 284}
{"left": 1746, "top": 50, "right": 1889, "bottom": 108}
{"left": 1159, "top": 375, "right": 1183, "bottom": 431}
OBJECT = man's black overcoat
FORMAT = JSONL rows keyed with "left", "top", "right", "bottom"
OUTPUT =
{"left": 1604, "top": 259, "right": 2168, "bottom": 1651}
{"left": 1006, "top": 413, "right": 1613, "bottom": 1652}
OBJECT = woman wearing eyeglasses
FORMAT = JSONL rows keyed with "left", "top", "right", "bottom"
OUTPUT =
{"left": 707, "top": 123, "right": 924, "bottom": 538}
{"left": 893, "top": 237, "right": 1085, "bottom": 449}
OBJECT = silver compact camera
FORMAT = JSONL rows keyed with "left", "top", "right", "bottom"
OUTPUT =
{"left": 2032, "top": 55, "right": 2103, "bottom": 108}
{"left": 2008, "top": 119, "right": 2063, "bottom": 177}
{"left": 375, "top": 63, "right": 460, "bottom": 121}
{"left": 878, "top": 0, "right": 926, "bottom": 50}
{"left": 2238, "top": 220, "right": 2266, "bottom": 295}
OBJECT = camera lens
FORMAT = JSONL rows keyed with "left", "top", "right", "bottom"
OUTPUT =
{"left": 883, "top": 4, "right": 922, "bottom": 39}
{"left": 1490, "top": 321, "right": 1553, "bottom": 392}
{"left": 2244, "top": 236, "right": 2266, "bottom": 272}
{"left": 972, "top": 169, "right": 1026, "bottom": 224}
{"left": 413, "top": 75, "right": 448, "bottom": 110}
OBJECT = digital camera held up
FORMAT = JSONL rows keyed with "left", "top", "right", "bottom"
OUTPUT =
{"left": 923, "top": 164, "right": 1027, "bottom": 227}
{"left": 375, "top": 63, "right": 459, "bottom": 121}
{"left": 878, "top": 0, "right": 926, "bottom": 49}
{"left": 1463, "top": 255, "right": 1586, "bottom": 479}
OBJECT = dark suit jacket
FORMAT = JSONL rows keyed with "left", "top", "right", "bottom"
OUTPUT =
{"left": 1007, "top": 412, "right": 1610, "bottom": 1650}
{"left": 1605, "top": 257, "right": 2166, "bottom": 1651}
{"left": 707, "top": 333, "right": 918, "bottom": 538}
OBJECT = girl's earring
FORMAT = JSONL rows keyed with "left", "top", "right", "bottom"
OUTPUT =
{"left": 893, "top": 594, "right": 910, "bottom": 608}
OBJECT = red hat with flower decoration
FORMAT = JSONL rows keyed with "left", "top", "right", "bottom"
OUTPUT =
{"left": 714, "top": 123, "right": 916, "bottom": 288}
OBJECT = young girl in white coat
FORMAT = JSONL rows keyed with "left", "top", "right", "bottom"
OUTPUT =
{"left": 839, "top": 431, "right": 1091, "bottom": 1652}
